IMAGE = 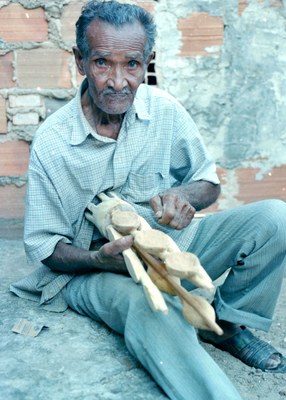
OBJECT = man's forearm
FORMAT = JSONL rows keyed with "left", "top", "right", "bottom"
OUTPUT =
{"left": 177, "top": 180, "right": 221, "bottom": 211}
{"left": 42, "top": 238, "right": 131, "bottom": 275}
{"left": 149, "top": 180, "right": 221, "bottom": 230}
{"left": 42, "top": 240, "right": 100, "bottom": 274}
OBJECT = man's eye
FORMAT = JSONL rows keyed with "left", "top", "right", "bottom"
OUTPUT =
{"left": 128, "top": 60, "right": 139, "bottom": 69}
{"left": 95, "top": 58, "right": 106, "bottom": 67}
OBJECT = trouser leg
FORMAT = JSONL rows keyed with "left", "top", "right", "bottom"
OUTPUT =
{"left": 64, "top": 272, "right": 242, "bottom": 400}
{"left": 186, "top": 199, "right": 286, "bottom": 331}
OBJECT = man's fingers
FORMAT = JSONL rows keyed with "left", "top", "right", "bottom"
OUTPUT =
{"left": 157, "top": 201, "right": 176, "bottom": 225}
{"left": 149, "top": 195, "right": 163, "bottom": 219}
{"left": 157, "top": 193, "right": 182, "bottom": 224}
{"left": 150, "top": 193, "right": 177, "bottom": 222}
{"left": 167, "top": 204, "right": 195, "bottom": 229}
{"left": 151, "top": 191, "right": 196, "bottom": 229}
{"left": 94, "top": 236, "right": 133, "bottom": 274}
{"left": 101, "top": 235, "right": 133, "bottom": 257}
{"left": 155, "top": 194, "right": 196, "bottom": 229}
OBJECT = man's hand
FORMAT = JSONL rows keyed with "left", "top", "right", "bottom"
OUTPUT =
{"left": 149, "top": 181, "right": 220, "bottom": 230}
{"left": 149, "top": 189, "right": 196, "bottom": 230}
{"left": 42, "top": 236, "right": 133, "bottom": 275}
{"left": 94, "top": 235, "right": 134, "bottom": 273}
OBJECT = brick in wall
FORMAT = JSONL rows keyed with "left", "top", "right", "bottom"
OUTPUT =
{"left": 16, "top": 49, "right": 72, "bottom": 89}
{"left": 61, "top": 0, "right": 155, "bottom": 45}
{"left": 238, "top": 0, "right": 249, "bottom": 15}
{"left": 132, "top": 2, "right": 155, "bottom": 14}
{"left": 238, "top": 0, "right": 279, "bottom": 15}
{"left": 9, "top": 94, "right": 43, "bottom": 108}
{"left": 13, "top": 113, "right": 39, "bottom": 126}
{"left": 178, "top": 12, "right": 224, "bottom": 57}
{"left": 0, "top": 185, "right": 26, "bottom": 219}
{"left": 61, "top": 0, "right": 86, "bottom": 43}
{"left": 0, "top": 4, "right": 48, "bottom": 43}
{"left": 236, "top": 165, "right": 286, "bottom": 203}
{"left": 0, "top": 96, "right": 7, "bottom": 134}
{"left": 0, "top": 52, "right": 15, "bottom": 89}
{"left": 0, "top": 140, "right": 29, "bottom": 177}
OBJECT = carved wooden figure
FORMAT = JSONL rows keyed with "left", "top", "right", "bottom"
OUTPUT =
{"left": 85, "top": 192, "right": 223, "bottom": 335}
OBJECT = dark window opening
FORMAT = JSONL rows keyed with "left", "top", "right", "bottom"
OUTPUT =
{"left": 144, "top": 51, "right": 157, "bottom": 86}
{"left": 147, "top": 75, "right": 157, "bottom": 85}
{"left": 148, "top": 62, "right": 155, "bottom": 73}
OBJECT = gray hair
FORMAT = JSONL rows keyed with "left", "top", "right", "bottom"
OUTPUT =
{"left": 75, "top": 0, "right": 157, "bottom": 61}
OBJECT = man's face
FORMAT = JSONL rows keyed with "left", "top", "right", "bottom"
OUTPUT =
{"left": 75, "top": 20, "right": 151, "bottom": 115}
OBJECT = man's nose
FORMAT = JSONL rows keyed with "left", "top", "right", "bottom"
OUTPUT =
{"left": 106, "top": 66, "right": 128, "bottom": 91}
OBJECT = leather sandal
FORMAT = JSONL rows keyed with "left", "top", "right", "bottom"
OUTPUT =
{"left": 200, "top": 326, "right": 286, "bottom": 373}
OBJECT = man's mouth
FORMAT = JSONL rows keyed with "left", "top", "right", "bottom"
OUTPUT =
{"left": 107, "top": 93, "right": 128, "bottom": 97}
{"left": 105, "top": 93, "right": 131, "bottom": 102}
{"left": 103, "top": 89, "right": 132, "bottom": 97}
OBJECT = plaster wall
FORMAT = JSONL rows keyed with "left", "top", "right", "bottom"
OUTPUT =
{"left": 0, "top": 0, "right": 285, "bottom": 219}
{"left": 155, "top": 0, "right": 286, "bottom": 208}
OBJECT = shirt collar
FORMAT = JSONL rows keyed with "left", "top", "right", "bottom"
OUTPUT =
{"left": 133, "top": 86, "right": 151, "bottom": 121}
{"left": 70, "top": 79, "right": 92, "bottom": 145}
{"left": 70, "top": 80, "right": 150, "bottom": 145}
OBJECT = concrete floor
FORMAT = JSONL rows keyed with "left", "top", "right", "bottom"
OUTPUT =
{"left": 1, "top": 222, "right": 286, "bottom": 400}
{"left": 0, "top": 224, "right": 167, "bottom": 400}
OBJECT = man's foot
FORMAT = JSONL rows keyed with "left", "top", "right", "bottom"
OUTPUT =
{"left": 199, "top": 322, "right": 286, "bottom": 373}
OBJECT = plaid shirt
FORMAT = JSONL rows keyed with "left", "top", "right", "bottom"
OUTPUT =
{"left": 10, "top": 80, "right": 219, "bottom": 312}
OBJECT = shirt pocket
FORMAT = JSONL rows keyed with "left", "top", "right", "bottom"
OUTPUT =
{"left": 120, "top": 171, "right": 169, "bottom": 203}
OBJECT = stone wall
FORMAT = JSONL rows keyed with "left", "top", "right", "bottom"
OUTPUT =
{"left": 155, "top": 0, "right": 286, "bottom": 210}
{"left": 0, "top": 0, "right": 285, "bottom": 221}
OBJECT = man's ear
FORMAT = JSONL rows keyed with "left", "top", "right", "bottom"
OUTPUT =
{"left": 73, "top": 46, "right": 86, "bottom": 76}
{"left": 146, "top": 52, "right": 154, "bottom": 68}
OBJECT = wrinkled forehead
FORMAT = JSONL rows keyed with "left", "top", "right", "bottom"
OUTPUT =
{"left": 86, "top": 19, "right": 147, "bottom": 56}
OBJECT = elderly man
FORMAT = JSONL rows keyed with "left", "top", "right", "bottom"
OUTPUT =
{"left": 11, "top": 1, "right": 286, "bottom": 399}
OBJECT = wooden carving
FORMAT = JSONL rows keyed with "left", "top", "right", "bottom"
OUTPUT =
{"left": 85, "top": 192, "right": 223, "bottom": 335}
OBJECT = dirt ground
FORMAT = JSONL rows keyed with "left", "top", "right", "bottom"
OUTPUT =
{"left": 201, "top": 276, "right": 286, "bottom": 399}
{"left": 1, "top": 232, "right": 286, "bottom": 399}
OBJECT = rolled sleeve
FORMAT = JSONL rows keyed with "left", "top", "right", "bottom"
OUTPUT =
{"left": 24, "top": 150, "right": 74, "bottom": 263}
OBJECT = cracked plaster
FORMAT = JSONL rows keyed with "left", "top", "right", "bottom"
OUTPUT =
{"left": 1, "top": 0, "right": 286, "bottom": 192}
{"left": 156, "top": 0, "right": 286, "bottom": 179}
